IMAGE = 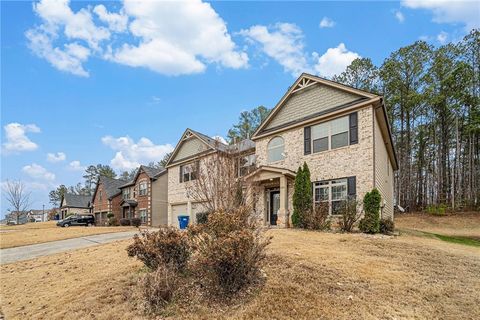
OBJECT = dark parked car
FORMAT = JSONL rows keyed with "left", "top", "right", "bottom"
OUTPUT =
{"left": 56, "top": 215, "right": 95, "bottom": 227}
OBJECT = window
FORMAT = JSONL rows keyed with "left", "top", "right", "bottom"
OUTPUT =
{"left": 267, "top": 137, "right": 285, "bottom": 162}
{"left": 139, "top": 209, "right": 147, "bottom": 223}
{"left": 314, "top": 178, "right": 347, "bottom": 215}
{"left": 311, "top": 116, "right": 349, "bottom": 153}
{"left": 139, "top": 181, "right": 147, "bottom": 196}
{"left": 236, "top": 153, "right": 256, "bottom": 177}
{"left": 122, "top": 188, "right": 130, "bottom": 200}
{"left": 180, "top": 161, "right": 198, "bottom": 182}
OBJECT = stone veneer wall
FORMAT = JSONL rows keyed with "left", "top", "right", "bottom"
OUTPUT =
{"left": 254, "top": 105, "right": 375, "bottom": 225}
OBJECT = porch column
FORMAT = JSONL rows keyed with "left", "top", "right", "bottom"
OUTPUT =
{"left": 187, "top": 201, "right": 193, "bottom": 225}
{"left": 278, "top": 175, "right": 288, "bottom": 227}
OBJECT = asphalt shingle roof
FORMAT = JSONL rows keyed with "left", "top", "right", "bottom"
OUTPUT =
{"left": 64, "top": 194, "right": 91, "bottom": 208}
{"left": 98, "top": 176, "right": 128, "bottom": 199}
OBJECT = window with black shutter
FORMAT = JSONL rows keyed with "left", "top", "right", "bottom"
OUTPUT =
{"left": 347, "top": 176, "right": 356, "bottom": 199}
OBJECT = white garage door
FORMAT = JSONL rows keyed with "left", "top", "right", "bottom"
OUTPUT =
{"left": 171, "top": 204, "right": 188, "bottom": 228}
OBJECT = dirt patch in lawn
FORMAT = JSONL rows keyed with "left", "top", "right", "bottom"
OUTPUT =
{"left": 0, "top": 221, "right": 137, "bottom": 249}
{"left": 1, "top": 226, "right": 479, "bottom": 319}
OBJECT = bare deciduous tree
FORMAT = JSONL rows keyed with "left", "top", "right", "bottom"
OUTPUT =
{"left": 3, "top": 180, "right": 31, "bottom": 224}
{"left": 185, "top": 144, "right": 258, "bottom": 214}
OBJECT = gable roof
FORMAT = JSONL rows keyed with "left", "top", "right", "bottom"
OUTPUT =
{"left": 96, "top": 176, "right": 129, "bottom": 199}
{"left": 63, "top": 193, "right": 91, "bottom": 208}
{"left": 119, "top": 165, "right": 166, "bottom": 188}
{"left": 165, "top": 128, "right": 228, "bottom": 167}
{"left": 252, "top": 73, "right": 379, "bottom": 139}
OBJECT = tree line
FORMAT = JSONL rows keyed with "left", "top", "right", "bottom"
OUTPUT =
{"left": 332, "top": 29, "right": 479, "bottom": 211}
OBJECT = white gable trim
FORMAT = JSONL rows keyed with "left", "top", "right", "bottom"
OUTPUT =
{"left": 165, "top": 129, "right": 213, "bottom": 168}
{"left": 252, "top": 73, "right": 378, "bottom": 139}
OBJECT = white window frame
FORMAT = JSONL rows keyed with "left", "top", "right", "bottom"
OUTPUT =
{"left": 311, "top": 116, "right": 349, "bottom": 153}
{"left": 237, "top": 153, "right": 256, "bottom": 177}
{"left": 139, "top": 209, "right": 147, "bottom": 223}
{"left": 139, "top": 181, "right": 147, "bottom": 196}
{"left": 267, "top": 136, "right": 285, "bottom": 163}
{"left": 180, "top": 162, "right": 198, "bottom": 182}
{"left": 122, "top": 188, "right": 130, "bottom": 200}
{"left": 313, "top": 178, "right": 348, "bottom": 215}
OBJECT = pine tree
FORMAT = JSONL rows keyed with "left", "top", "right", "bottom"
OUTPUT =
{"left": 292, "top": 166, "right": 304, "bottom": 227}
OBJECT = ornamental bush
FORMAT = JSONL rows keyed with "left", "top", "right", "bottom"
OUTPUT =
{"left": 338, "top": 198, "right": 361, "bottom": 232}
{"left": 379, "top": 219, "right": 395, "bottom": 234}
{"left": 120, "top": 218, "right": 131, "bottom": 226}
{"left": 292, "top": 162, "right": 313, "bottom": 228}
{"left": 359, "top": 188, "right": 381, "bottom": 234}
{"left": 131, "top": 217, "right": 142, "bottom": 227}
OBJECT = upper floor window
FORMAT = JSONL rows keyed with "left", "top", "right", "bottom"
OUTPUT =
{"left": 311, "top": 116, "right": 349, "bottom": 153}
{"left": 122, "top": 188, "right": 130, "bottom": 200}
{"left": 139, "top": 181, "right": 147, "bottom": 196}
{"left": 267, "top": 136, "right": 284, "bottom": 163}
{"left": 236, "top": 153, "right": 256, "bottom": 177}
{"left": 180, "top": 161, "right": 198, "bottom": 182}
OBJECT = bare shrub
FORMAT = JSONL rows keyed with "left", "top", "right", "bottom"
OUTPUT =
{"left": 131, "top": 217, "right": 142, "bottom": 227}
{"left": 127, "top": 228, "right": 190, "bottom": 271}
{"left": 191, "top": 208, "right": 270, "bottom": 296}
{"left": 303, "top": 203, "right": 331, "bottom": 230}
{"left": 140, "top": 263, "right": 179, "bottom": 313}
{"left": 337, "top": 198, "right": 361, "bottom": 232}
{"left": 119, "top": 218, "right": 131, "bottom": 226}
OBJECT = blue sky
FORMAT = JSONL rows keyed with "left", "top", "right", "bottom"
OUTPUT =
{"left": 1, "top": 0, "right": 479, "bottom": 215}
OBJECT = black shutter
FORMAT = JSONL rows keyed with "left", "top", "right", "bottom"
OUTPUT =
{"left": 349, "top": 112, "right": 358, "bottom": 145}
{"left": 304, "top": 126, "right": 311, "bottom": 155}
{"left": 347, "top": 176, "right": 356, "bottom": 199}
{"left": 179, "top": 165, "right": 183, "bottom": 183}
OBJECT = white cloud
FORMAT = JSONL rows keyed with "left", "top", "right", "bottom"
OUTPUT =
{"left": 102, "top": 135, "right": 174, "bottom": 171}
{"left": 395, "top": 11, "right": 405, "bottom": 23}
{"left": 319, "top": 17, "right": 336, "bottom": 28}
{"left": 26, "top": 0, "right": 248, "bottom": 77}
{"left": 107, "top": 0, "right": 248, "bottom": 75}
{"left": 22, "top": 163, "right": 55, "bottom": 181}
{"left": 47, "top": 152, "right": 66, "bottom": 162}
{"left": 239, "top": 23, "right": 311, "bottom": 76}
{"left": 93, "top": 4, "right": 128, "bottom": 32}
{"left": 401, "top": 0, "right": 480, "bottom": 29}
{"left": 437, "top": 31, "right": 448, "bottom": 44}
{"left": 2, "top": 123, "right": 41, "bottom": 154}
{"left": 68, "top": 160, "right": 85, "bottom": 171}
{"left": 212, "top": 135, "right": 227, "bottom": 145}
{"left": 313, "top": 43, "right": 360, "bottom": 78}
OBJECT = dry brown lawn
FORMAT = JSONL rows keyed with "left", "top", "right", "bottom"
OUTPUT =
{"left": 1, "top": 214, "right": 479, "bottom": 319}
{"left": 0, "top": 221, "right": 136, "bottom": 249}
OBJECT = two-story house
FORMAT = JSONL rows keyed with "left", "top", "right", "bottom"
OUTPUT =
{"left": 165, "top": 129, "right": 256, "bottom": 225}
{"left": 91, "top": 175, "right": 127, "bottom": 225}
{"left": 118, "top": 165, "right": 168, "bottom": 226}
{"left": 246, "top": 73, "right": 398, "bottom": 227}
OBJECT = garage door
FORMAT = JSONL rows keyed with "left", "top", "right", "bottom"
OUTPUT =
{"left": 171, "top": 204, "right": 188, "bottom": 228}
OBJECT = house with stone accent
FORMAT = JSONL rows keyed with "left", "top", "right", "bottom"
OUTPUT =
{"left": 165, "top": 129, "right": 255, "bottom": 226}
{"left": 91, "top": 175, "right": 127, "bottom": 225}
{"left": 246, "top": 73, "right": 398, "bottom": 227}
{"left": 59, "top": 194, "right": 91, "bottom": 219}
{"left": 118, "top": 165, "right": 168, "bottom": 226}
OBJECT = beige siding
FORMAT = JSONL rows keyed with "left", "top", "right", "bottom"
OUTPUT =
{"left": 171, "top": 137, "right": 208, "bottom": 163}
{"left": 151, "top": 173, "right": 168, "bottom": 226}
{"left": 255, "top": 105, "right": 375, "bottom": 222}
{"left": 374, "top": 113, "right": 394, "bottom": 220}
{"left": 171, "top": 204, "right": 188, "bottom": 227}
{"left": 264, "top": 83, "right": 361, "bottom": 130}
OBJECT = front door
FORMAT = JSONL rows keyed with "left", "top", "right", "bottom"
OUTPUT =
{"left": 269, "top": 191, "right": 280, "bottom": 225}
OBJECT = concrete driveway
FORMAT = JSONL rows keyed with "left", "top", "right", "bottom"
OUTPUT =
{"left": 0, "top": 230, "right": 139, "bottom": 265}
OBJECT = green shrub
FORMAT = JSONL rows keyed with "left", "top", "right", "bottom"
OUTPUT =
{"left": 127, "top": 228, "right": 191, "bottom": 271}
{"left": 337, "top": 198, "right": 361, "bottom": 232}
{"left": 302, "top": 203, "right": 330, "bottom": 231}
{"left": 107, "top": 212, "right": 114, "bottom": 219}
{"left": 196, "top": 212, "right": 209, "bottom": 224}
{"left": 359, "top": 189, "right": 381, "bottom": 234}
{"left": 131, "top": 217, "right": 142, "bottom": 227}
{"left": 379, "top": 219, "right": 395, "bottom": 234}
{"left": 108, "top": 217, "right": 118, "bottom": 226}
{"left": 292, "top": 162, "right": 313, "bottom": 228}
{"left": 426, "top": 204, "right": 448, "bottom": 216}
{"left": 120, "top": 218, "right": 131, "bottom": 226}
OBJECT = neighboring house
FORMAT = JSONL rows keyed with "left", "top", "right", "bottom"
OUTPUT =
{"left": 118, "top": 165, "right": 168, "bottom": 226}
{"left": 165, "top": 128, "right": 256, "bottom": 226}
{"left": 91, "top": 176, "right": 128, "bottom": 225}
{"left": 27, "top": 209, "right": 48, "bottom": 222}
{"left": 5, "top": 211, "right": 28, "bottom": 224}
{"left": 246, "top": 73, "right": 398, "bottom": 227}
{"left": 59, "top": 194, "right": 92, "bottom": 219}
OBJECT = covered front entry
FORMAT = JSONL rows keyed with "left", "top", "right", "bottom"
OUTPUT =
{"left": 245, "top": 166, "right": 296, "bottom": 227}
{"left": 121, "top": 200, "right": 137, "bottom": 219}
